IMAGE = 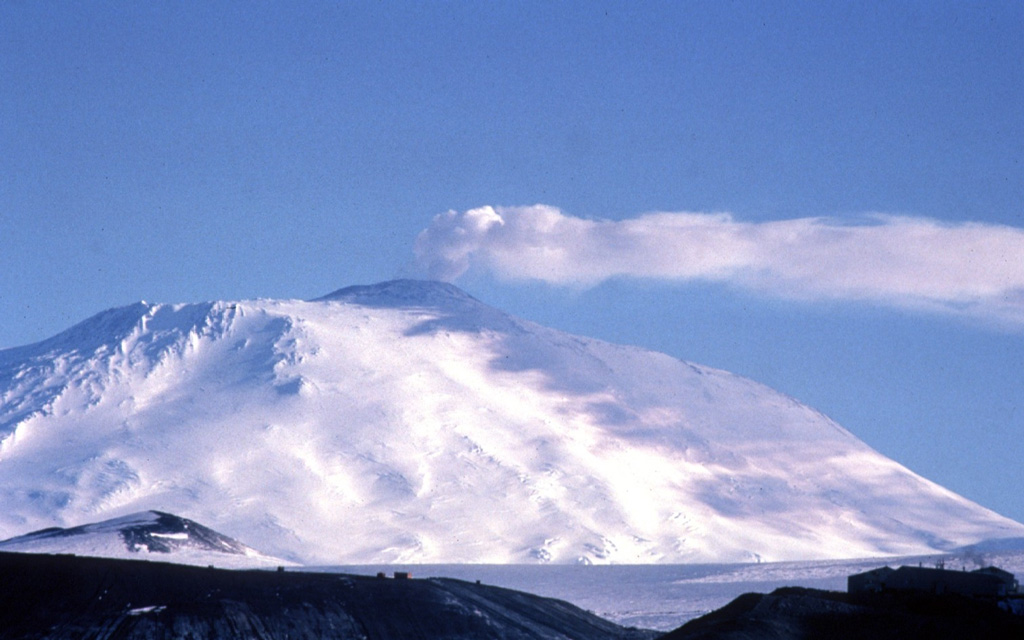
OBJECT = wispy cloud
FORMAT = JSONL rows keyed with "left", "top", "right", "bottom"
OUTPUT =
{"left": 414, "top": 205, "right": 1024, "bottom": 327}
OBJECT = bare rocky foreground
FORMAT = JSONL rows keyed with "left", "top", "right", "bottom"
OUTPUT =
{"left": 0, "top": 552, "right": 655, "bottom": 640}
{"left": 663, "top": 586, "right": 1024, "bottom": 640}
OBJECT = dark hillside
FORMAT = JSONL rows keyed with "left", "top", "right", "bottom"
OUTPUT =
{"left": 660, "top": 586, "right": 1024, "bottom": 640}
{"left": 0, "top": 552, "right": 654, "bottom": 640}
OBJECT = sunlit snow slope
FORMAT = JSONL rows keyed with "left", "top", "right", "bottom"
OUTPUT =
{"left": 1, "top": 280, "right": 1021, "bottom": 564}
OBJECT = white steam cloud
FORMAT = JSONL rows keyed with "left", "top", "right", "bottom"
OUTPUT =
{"left": 414, "top": 205, "right": 1024, "bottom": 326}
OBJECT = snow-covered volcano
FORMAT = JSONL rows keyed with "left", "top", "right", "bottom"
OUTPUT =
{"left": 0, "top": 280, "right": 1021, "bottom": 564}
{"left": 0, "top": 510, "right": 286, "bottom": 568}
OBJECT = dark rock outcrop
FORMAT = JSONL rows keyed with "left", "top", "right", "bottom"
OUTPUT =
{"left": 0, "top": 552, "right": 654, "bottom": 640}
{"left": 660, "top": 586, "right": 1024, "bottom": 640}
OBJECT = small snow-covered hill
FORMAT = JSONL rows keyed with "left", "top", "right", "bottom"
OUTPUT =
{"left": 0, "top": 511, "right": 286, "bottom": 568}
{"left": 0, "top": 280, "right": 1021, "bottom": 564}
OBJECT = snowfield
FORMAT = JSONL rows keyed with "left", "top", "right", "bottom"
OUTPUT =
{"left": 329, "top": 543, "right": 1024, "bottom": 630}
{"left": 0, "top": 280, "right": 1022, "bottom": 565}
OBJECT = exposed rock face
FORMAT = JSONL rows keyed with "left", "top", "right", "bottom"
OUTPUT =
{"left": 661, "top": 586, "right": 1024, "bottom": 640}
{"left": 0, "top": 552, "right": 654, "bottom": 640}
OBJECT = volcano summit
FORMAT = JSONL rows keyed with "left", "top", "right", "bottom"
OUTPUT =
{"left": 0, "top": 280, "right": 1020, "bottom": 564}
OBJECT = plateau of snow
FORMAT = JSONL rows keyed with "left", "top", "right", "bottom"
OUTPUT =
{"left": 330, "top": 541, "right": 1024, "bottom": 630}
{"left": 0, "top": 280, "right": 1021, "bottom": 565}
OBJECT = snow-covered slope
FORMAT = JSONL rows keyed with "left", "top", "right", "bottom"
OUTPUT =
{"left": 0, "top": 510, "right": 287, "bottom": 568}
{"left": 0, "top": 280, "right": 1021, "bottom": 564}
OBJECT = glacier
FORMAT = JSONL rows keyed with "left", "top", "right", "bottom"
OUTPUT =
{"left": 0, "top": 279, "right": 1021, "bottom": 565}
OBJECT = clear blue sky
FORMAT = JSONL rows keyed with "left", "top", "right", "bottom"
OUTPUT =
{"left": 3, "top": 3, "right": 1023, "bottom": 526}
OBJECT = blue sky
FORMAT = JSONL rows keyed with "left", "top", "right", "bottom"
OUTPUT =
{"left": 3, "top": 3, "right": 1023, "bottom": 525}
